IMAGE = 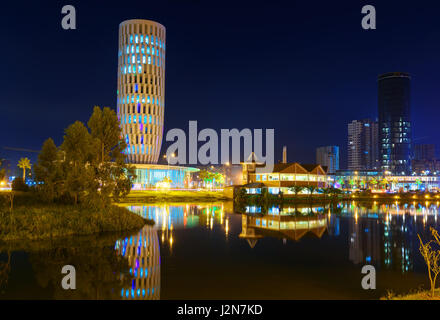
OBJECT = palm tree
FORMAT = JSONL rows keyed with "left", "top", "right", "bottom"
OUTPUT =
{"left": 306, "top": 186, "right": 316, "bottom": 200}
{"left": 17, "top": 157, "right": 31, "bottom": 181}
{"left": 380, "top": 178, "right": 389, "bottom": 190}
{"left": 289, "top": 185, "right": 304, "bottom": 197}
{"left": 321, "top": 187, "right": 332, "bottom": 200}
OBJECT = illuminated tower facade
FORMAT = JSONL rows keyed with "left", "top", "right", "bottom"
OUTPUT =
{"left": 117, "top": 19, "right": 166, "bottom": 163}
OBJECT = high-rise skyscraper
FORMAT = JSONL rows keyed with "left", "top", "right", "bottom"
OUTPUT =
{"left": 117, "top": 19, "right": 166, "bottom": 164}
{"left": 316, "top": 146, "right": 339, "bottom": 174}
{"left": 347, "top": 119, "right": 379, "bottom": 171}
{"left": 378, "top": 72, "right": 411, "bottom": 174}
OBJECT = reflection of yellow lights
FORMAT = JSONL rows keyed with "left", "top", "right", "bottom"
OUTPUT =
{"left": 210, "top": 217, "right": 213, "bottom": 230}
{"left": 169, "top": 235, "right": 173, "bottom": 247}
{"left": 225, "top": 219, "right": 229, "bottom": 235}
{"left": 0, "top": 181, "right": 5, "bottom": 186}
{"left": 355, "top": 212, "right": 358, "bottom": 224}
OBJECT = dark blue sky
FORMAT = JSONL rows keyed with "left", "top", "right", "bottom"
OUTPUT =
{"left": 1, "top": 0, "right": 440, "bottom": 170}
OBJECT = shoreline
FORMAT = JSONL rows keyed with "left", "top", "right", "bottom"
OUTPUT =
{"left": 122, "top": 190, "right": 230, "bottom": 203}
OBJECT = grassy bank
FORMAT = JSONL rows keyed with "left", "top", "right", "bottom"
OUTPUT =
{"left": 123, "top": 189, "right": 229, "bottom": 203}
{"left": 0, "top": 193, "right": 152, "bottom": 241}
{"left": 383, "top": 289, "right": 440, "bottom": 300}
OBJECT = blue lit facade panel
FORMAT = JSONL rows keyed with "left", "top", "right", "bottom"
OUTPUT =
{"left": 133, "top": 167, "right": 187, "bottom": 188}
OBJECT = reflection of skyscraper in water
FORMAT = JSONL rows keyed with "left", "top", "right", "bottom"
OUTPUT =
{"left": 349, "top": 218, "right": 381, "bottom": 265}
{"left": 347, "top": 203, "right": 420, "bottom": 272}
{"left": 115, "top": 226, "right": 160, "bottom": 299}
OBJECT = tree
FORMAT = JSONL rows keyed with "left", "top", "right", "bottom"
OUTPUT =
{"left": 12, "top": 178, "right": 28, "bottom": 192}
{"left": 289, "top": 185, "right": 304, "bottom": 197}
{"left": 213, "top": 172, "right": 225, "bottom": 186}
{"left": 370, "top": 178, "right": 378, "bottom": 190}
{"left": 87, "top": 106, "right": 133, "bottom": 205}
{"left": 61, "top": 121, "right": 95, "bottom": 204}
{"left": 87, "top": 106, "right": 122, "bottom": 164}
{"left": 33, "top": 107, "right": 134, "bottom": 207}
{"left": 17, "top": 157, "right": 31, "bottom": 181}
{"left": 418, "top": 228, "right": 440, "bottom": 298}
{"left": 34, "top": 138, "right": 63, "bottom": 202}
{"left": 306, "top": 186, "right": 316, "bottom": 200}
{"left": 0, "top": 159, "right": 5, "bottom": 182}
{"left": 380, "top": 178, "right": 389, "bottom": 190}
{"left": 321, "top": 187, "right": 332, "bottom": 200}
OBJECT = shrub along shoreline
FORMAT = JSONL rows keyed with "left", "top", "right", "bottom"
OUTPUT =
{"left": 0, "top": 194, "right": 152, "bottom": 241}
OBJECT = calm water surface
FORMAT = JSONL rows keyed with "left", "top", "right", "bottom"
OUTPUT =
{"left": 1, "top": 201, "right": 439, "bottom": 299}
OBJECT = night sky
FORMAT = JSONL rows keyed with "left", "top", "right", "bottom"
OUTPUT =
{"left": 1, "top": 0, "right": 440, "bottom": 171}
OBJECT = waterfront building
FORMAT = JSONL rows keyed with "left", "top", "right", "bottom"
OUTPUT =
{"left": 378, "top": 72, "right": 412, "bottom": 174}
{"left": 334, "top": 169, "right": 440, "bottom": 192}
{"left": 241, "top": 162, "right": 328, "bottom": 194}
{"left": 316, "top": 146, "right": 339, "bottom": 174}
{"left": 116, "top": 19, "right": 197, "bottom": 188}
{"left": 334, "top": 169, "right": 381, "bottom": 190}
{"left": 347, "top": 119, "right": 379, "bottom": 171}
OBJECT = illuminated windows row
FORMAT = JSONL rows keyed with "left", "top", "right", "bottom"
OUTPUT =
{"left": 129, "top": 267, "right": 148, "bottom": 278}
{"left": 122, "top": 114, "right": 156, "bottom": 125}
{"left": 129, "top": 34, "right": 164, "bottom": 49}
{"left": 118, "top": 95, "right": 162, "bottom": 106}
{"left": 125, "top": 145, "right": 152, "bottom": 155}
{"left": 126, "top": 134, "right": 151, "bottom": 145}
{"left": 125, "top": 45, "right": 162, "bottom": 57}
{"left": 121, "top": 287, "right": 157, "bottom": 299}
{"left": 121, "top": 59, "right": 161, "bottom": 72}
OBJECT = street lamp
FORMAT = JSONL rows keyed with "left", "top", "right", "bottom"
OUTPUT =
{"left": 223, "top": 161, "right": 230, "bottom": 186}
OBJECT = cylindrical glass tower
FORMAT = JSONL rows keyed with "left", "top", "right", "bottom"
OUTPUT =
{"left": 378, "top": 72, "right": 411, "bottom": 175}
{"left": 117, "top": 19, "right": 166, "bottom": 163}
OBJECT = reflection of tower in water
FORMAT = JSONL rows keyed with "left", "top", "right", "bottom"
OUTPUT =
{"left": 349, "top": 217, "right": 381, "bottom": 265}
{"left": 115, "top": 226, "right": 160, "bottom": 299}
